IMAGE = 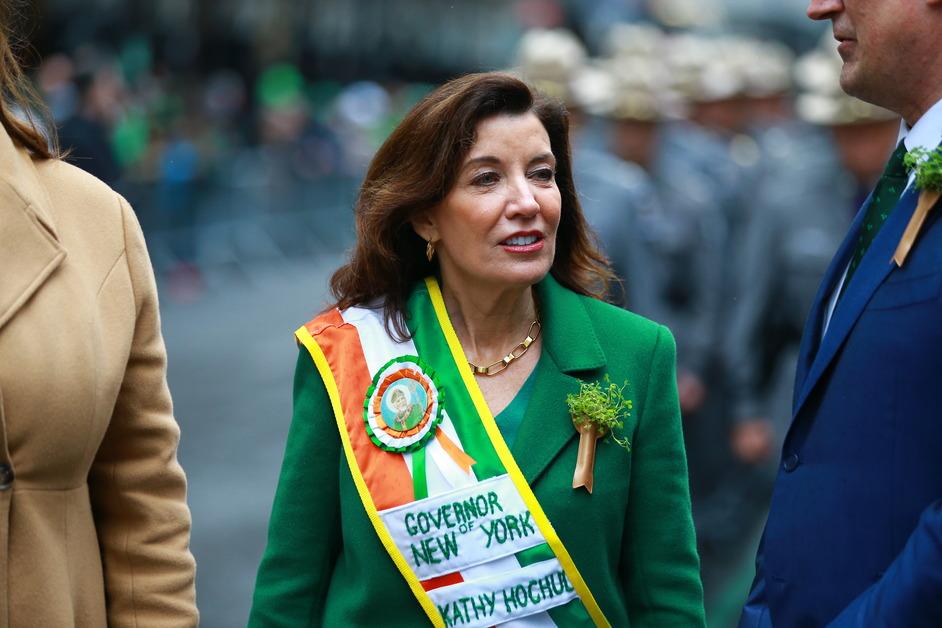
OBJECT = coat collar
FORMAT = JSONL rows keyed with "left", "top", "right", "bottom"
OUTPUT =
{"left": 534, "top": 274, "right": 606, "bottom": 373}
{"left": 793, "top": 187, "right": 873, "bottom": 408}
{"left": 793, "top": 184, "right": 922, "bottom": 417}
{"left": 0, "top": 126, "right": 65, "bottom": 331}
{"left": 510, "top": 274, "right": 606, "bottom": 484}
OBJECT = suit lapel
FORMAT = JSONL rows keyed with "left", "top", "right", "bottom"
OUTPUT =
{"left": 793, "top": 185, "right": 920, "bottom": 417}
{"left": 792, "top": 188, "right": 873, "bottom": 410}
{"left": 511, "top": 276, "right": 606, "bottom": 484}
{"left": 0, "top": 130, "right": 65, "bottom": 332}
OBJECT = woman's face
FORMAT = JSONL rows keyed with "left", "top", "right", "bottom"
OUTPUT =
{"left": 416, "top": 111, "right": 562, "bottom": 293}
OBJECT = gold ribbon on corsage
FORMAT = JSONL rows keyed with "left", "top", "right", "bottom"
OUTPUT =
{"left": 567, "top": 377, "right": 632, "bottom": 494}
{"left": 894, "top": 148, "right": 942, "bottom": 267}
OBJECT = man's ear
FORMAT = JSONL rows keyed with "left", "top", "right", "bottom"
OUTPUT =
{"left": 411, "top": 209, "right": 438, "bottom": 243}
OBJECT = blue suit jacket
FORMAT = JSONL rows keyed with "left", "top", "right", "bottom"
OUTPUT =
{"left": 740, "top": 179, "right": 942, "bottom": 627}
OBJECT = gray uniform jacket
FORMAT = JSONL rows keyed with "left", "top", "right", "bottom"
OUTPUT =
{"left": 725, "top": 135, "right": 857, "bottom": 425}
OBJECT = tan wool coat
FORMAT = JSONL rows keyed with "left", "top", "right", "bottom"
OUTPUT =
{"left": 0, "top": 126, "right": 198, "bottom": 627}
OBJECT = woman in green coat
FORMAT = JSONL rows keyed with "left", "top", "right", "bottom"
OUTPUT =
{"left": 249, "top": 72, "right": 705, "bottom": 627}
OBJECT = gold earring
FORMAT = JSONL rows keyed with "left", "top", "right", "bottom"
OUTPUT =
{"left": 426, "top": 240, "right": 436, "bottom": 262}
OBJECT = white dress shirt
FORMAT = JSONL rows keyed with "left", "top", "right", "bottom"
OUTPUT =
{"left": 821, "top": 97, "right": 942, "bottom": 337}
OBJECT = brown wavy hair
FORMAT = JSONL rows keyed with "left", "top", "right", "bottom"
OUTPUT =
{"left": 0, "top": 2, "right": 56, "bottom": 158}
{"left": 330, "top": 72, "right": 614, "bottom": 339}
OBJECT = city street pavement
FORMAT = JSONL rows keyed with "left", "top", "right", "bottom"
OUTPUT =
{"left": 160, "top": 255, "right": 343, "bottom": 627}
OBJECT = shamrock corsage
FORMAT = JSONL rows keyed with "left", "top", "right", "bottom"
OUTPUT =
{"left": 894, "top": 147, "right": 942, "bottom": 266}
{"left": 566, "top": 377, "right": 632, "bottom": 493}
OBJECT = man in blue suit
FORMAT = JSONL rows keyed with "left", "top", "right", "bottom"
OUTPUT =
{"left": 739, "top": 0, "right": 942, "bottom": 626}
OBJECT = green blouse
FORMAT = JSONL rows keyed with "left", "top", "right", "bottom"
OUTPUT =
{"left": 493, "top": 365, "right": 538, "bottom": 449}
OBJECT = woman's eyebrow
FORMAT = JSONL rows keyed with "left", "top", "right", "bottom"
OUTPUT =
{"left": 463, "top": 155, "right": 501, "bottom": 169}
{"left": 463, "top": 152, "right": 555, "bottom": 170}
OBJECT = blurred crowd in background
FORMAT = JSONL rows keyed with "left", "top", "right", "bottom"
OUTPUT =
{"left": 24, "top": 0, "right": 902, "bottom": 625}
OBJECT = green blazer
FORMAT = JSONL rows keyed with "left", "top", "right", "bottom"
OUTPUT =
{"left": 249, "top": 276, "right": 706, "bottom": 627}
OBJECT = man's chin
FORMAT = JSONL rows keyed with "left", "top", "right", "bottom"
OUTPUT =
{"left": 839, "top": 63, "right": 863, "bottom": 98}
{"left": 838, "top": 69, "right": 892, "bottom": 116}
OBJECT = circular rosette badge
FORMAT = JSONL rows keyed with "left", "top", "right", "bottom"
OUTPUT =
{"left": 364, "top": 357, "right": 444, "bottom": 453}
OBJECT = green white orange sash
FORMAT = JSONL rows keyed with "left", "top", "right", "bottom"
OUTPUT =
{"left": 295, "top": 277, "right": 609, "bottom": 628}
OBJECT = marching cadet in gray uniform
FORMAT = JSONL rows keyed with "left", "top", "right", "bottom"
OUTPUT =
{"left": 593, "top": 34, "right": 750, "bottom": 581}
{"left": 572, "top": 26, "right": 732, "bottom": 422}
{"left": 646, "top": 36, "right": 795, "bottom": 598}
{"left": 725, "top": 40, "right": 900, "bottom": 467}
{"left": 514, "top": 28, "right": 661, "bottom": 317}
{"left": 642, "top": 36, "right": 749, "bottom": 515}
{"left": 656, "top": 34, "right": 761, "bottom": 417}
{"left": 590, "top": 25, "right": 729, "bottom": 419}
{"left": 741, "top": 40, "right": 826, "bottom": 171}
{"left": 515, "top": 26, "right": 726, "bottom": 423}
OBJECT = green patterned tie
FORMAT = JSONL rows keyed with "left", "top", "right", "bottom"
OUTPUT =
{"left": 840, "top": 141, "right": 909, "bottom": 297}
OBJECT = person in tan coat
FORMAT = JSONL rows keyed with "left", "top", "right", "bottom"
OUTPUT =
{"left": 0, "top": 9, "right": 198, "bottom": 628}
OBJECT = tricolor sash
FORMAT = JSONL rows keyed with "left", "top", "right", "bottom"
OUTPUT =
{"left": 295, "top": 277, "right": 609, "bottom": 628}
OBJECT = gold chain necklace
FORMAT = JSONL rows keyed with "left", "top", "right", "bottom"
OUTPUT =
{"left": 468, "top": 320, "right": 541, "bottom": 376}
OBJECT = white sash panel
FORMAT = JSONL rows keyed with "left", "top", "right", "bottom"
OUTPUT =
{"left": 427, "top": 558, "right": 579, "bottom": 628}
{"left": 344, "top": 306, "right": 563, "bottom": 626}
{"left": 379, "top": 474, "right": 545, "bottom": 580}
{"left": 343, "top": 306, "right": 475, "bottom": 493}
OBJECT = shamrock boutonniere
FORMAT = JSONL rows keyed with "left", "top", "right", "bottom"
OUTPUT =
{"left": 894, "top": 147, "right": 942, "bottom": 266}
{"left": 566, "top": 376, "right": 632, "bottom": 493}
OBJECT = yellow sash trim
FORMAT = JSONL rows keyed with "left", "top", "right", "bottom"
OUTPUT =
{"left": 424, "top": 277, "right": 611, "bottom": 628}
{"left": 295, "top": 325, "right": 445, "bottom": 628}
